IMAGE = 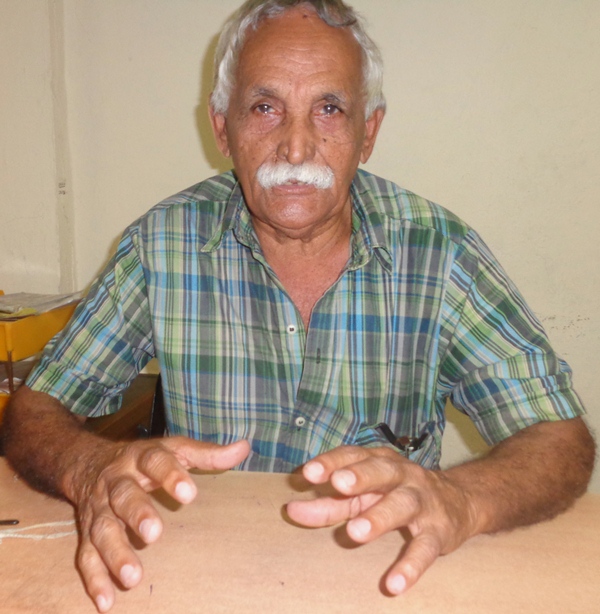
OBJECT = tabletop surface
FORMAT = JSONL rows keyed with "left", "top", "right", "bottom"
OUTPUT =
{"left": 1, "top": 458, "right": 599, "bottom": 614}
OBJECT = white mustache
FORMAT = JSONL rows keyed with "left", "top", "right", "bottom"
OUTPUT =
{"left": 256, "top": 162, "right": 335, "bottom": 190}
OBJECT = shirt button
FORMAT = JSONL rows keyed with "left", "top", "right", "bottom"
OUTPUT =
{"left": 287, "top": 324, "right": 297, "bottom": 334}
{"left": 295, "top": 416, "right": 306, "bottom": 427}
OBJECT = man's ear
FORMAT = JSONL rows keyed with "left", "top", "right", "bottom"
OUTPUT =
{"left": 209, "top": 103, "right": 231, "bottom": 158}
{"left": 360, "top": 107, "right": 385, "bottom": 164}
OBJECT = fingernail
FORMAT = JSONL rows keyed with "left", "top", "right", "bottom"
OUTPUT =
{"left": 304, "top": 461, "right": 325, "bottom": 481}
{"left": 120, "top": 564, "right": 141, "bottom": 587}
{"left": 388, "top": 574, "right": 407, "bottom": 595}
{"left": 96, "top": 595, "right": 110, "bottom": 612}
{"left": 334, "top": 469, "right": 356, "bottom": 492}
{"left": 348, "top": 517, "right": 371, "bottom": 540}
{"left": 175, "top": 481, "right": 195, "bottom": 503}
{"left": 139, "top": 518, "right": 161, "bottom": 542}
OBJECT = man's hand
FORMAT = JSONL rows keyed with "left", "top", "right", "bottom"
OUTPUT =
{"left": 286, "top": 446, "right": 478, "bottom": 595}
{"left": 67, "top": 437, "right": 250, "bottom": 612}
{"left": 3, "top": 386, "right": 251, "bottom": 613}
{"left": 287, "top": 418, "right": 594, "bottom": 596}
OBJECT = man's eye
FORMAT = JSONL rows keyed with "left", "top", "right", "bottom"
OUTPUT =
{"left": 321, "top": 104, "right": 341, "bottom": 115}
{"left": 255, "top": 104, "right": 273, "bottom": 114}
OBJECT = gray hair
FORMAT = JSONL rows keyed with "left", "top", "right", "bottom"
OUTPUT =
{"left": 210, "top": 0, "right": 386, "bottom": 118}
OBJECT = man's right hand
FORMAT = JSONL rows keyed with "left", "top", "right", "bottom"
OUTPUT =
{"left": 67, "top": 437, "right": 251, "bottom": 612}
{"left": 3, "top": 386, "right": 250, "bottom": 613}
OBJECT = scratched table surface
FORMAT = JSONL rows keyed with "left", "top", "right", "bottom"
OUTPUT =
{"left": 1, "top": 458, "right": 599, "bottom": 614}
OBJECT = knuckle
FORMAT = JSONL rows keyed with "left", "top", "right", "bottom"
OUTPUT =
{"left": 374, "top": 446, "right": 402, "bottom": 460}
{"left": 357, "top": 450, "right": 407, "bottom": 488}
{"left": 348, "top": 495, "right": 364, "bottom": 519}
{"left": 371, "top": 502, "right": 399, "bottom": 531}
{"left": 77, "top": 541, "right": 99, "bottom": 570}
{"left": 436, "top": 513, "right": 457, "bottom": 538}
{"left": 89, "top": 513, "right": 120, "bottom": 547}
{"left": 391, "top": 486, "right": 421, "bottom": 518}
{"left": 338, "top": 445, "right": 368, "bottom": 464}
{"left": 108, "top": 477, "right": 132, "bottom": 505}
{"left": 419, "top": 532, "right": 443, "bottom": 560}
{"left": 138, "top": 444, "right": 170, "bottom": 472}
{"left": 378, "top": 454, "right": 404, "bottom": 478}
{"left": 402, "top": 534, "right": 442, "bottom": 581}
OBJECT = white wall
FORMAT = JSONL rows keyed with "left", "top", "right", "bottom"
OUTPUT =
{"left": 1, "top": 0, "right": 598, "bottom": 490}
{"left": 0, "top": 0, "right": 74, "bottom": 293}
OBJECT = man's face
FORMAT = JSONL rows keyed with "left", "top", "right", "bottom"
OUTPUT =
{"left": 210, "top": 7, "right": 384, "bottom": 239}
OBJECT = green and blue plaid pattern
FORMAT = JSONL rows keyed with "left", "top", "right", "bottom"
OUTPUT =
{"left": 28, "top": 170, "right": 585, "bottom": 471}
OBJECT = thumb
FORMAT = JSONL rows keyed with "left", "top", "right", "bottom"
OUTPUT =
{"left": 385, "top": 531, "right": 441, "bottom": 595}
{"left": 165, "top": 438, "right": 251, "bottom": 472}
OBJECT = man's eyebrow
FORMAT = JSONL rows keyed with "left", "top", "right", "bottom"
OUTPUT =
{"left": 249, "top": 86, "right": 278, "bottom": 99}
{"left": 322, "top": 92, "right": 348, "bottom": 106}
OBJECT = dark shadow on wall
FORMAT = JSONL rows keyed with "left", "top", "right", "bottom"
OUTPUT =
{"left": 195, "top": 32, "right": 232, "bottom": 176}
{"left": 88, "top": 24, "right": 235, "bottom": 289}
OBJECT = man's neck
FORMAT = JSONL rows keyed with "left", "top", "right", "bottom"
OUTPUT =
{"left": 253, "top": 211, "right": 352, "bottom": 330}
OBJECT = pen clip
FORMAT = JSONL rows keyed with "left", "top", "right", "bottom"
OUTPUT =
{"left": 374, "top": 423, "right": 428, "bottom": 458}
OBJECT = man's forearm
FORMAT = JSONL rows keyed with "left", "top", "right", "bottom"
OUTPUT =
{"left": 2, "top": 386, "right": 115, "bottom": 500}
{"left": 442, "top": 417, "right": 596, "bottom": 536}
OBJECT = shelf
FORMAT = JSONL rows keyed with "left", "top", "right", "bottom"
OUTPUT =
{"left": 0, "top": 303, "right": 77, "bottom": 362}
{"left": 0, "top": 302, "right": 78, "bottom": 423}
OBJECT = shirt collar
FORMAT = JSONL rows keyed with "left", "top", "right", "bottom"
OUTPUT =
{"left": 202, "top": 170, "right": 393, "bottom": 274}
{"left": 349, "top": 171, "right": 393, "bottom": 273}
{"left": 201, "top": 177, "right": 258, "bottom": 253}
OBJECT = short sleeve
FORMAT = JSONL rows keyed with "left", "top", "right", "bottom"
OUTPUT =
{"left": 26, "top": 226, "right": 154, "bottom": 416}
{"left": 439, "top": 229, "right": 585, "bottom": 445}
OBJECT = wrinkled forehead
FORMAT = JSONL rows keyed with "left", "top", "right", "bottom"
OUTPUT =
{"left": 234, "top": 7, "right": 364, "bottom": 95}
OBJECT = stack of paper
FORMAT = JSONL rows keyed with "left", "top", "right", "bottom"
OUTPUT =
{"left": 0, "top": 292, "right": 82, "bottom": 321}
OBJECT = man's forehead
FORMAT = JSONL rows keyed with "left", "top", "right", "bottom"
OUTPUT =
{"left": 234, "top": 7, "right": 363, "bottom": 88}
{"left": 243, "top": 8, "right": 359, "bottom": 60}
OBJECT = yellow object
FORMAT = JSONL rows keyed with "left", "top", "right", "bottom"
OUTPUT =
{"left": 0, "top": 301, "right": 77, "bottom": 423}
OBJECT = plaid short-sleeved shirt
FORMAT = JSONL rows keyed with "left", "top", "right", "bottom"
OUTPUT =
{"left": 27, "top": 170, "right": 585, "bottom": 471}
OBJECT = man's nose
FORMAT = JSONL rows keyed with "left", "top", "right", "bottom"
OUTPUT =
{"left": 276, "top": 114, "right": 317, "bottom": 165}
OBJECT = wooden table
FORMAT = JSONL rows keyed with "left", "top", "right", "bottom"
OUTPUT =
{"left": 1, "top": 459, "right": 598, "bottom": 614}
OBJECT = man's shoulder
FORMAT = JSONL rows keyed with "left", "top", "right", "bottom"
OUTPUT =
{"left": 128, "top": 171, "right": 238, "bottom": 241}
{"left": 355, "top": 169, "right": 472, "bottom": 244}
{"left": 151, "top": 171, "right": 237, "bottom": 214}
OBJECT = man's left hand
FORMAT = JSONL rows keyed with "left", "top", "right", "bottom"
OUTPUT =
{"left": 286, "top": 446, "right": 479, "bottom": 595}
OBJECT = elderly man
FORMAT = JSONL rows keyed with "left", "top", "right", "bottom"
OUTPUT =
{"left": 3, "top": 0, "right": 595, "bottom": 612}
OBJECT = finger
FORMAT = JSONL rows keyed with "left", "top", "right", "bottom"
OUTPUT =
{"left": 287, "top": 492, "right": 383, "bottom": 527}
{"left": 87, "top": 506, "right": 144, "bottom": 591}
{"left": 134, "top": 439, "right": 251, "bottom": 507}
{"left": 127, "top": 440, "right": 251, "bottom": 538}
{"left": 303, "top": 446, "right": 403, "bottom": 488}
{"left": 125, "top": 442, "right": 198, "bottom": 506}
{"left": 164, "top": 438, "right": 251, "bottom": 472}
{"left": 78, "top": 509, "right": 145, "bottom": 612}
{"left": 302, "top": 446, "right": 376, "bottom": 483}
{"left": 107, "top": 475, "right": 164, "bottom": 544}
{"left": 330, "top": 453, "right": 409, "bottom": 497}
{"left": 385, "top": 531, "right": 442, "bottom": 595}
{"left": 346, "top": 487, "right": 420, "bottom": 543}
{"left": 287, "top": 496, "right": 351, "bottom": 527}
{"left": 77, "top": 538, "right": 116, "bottom": 613}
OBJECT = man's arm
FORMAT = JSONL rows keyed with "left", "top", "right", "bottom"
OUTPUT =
{"left": 287, "top": 417, "right": 595, "bottom": 595}
{"left": 2, "top": 386, "right": 250, "bottom": 612}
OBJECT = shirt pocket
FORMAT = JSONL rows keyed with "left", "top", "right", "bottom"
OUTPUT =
{"left": 354, "top": 420, "right": 439, "bottom": 468}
